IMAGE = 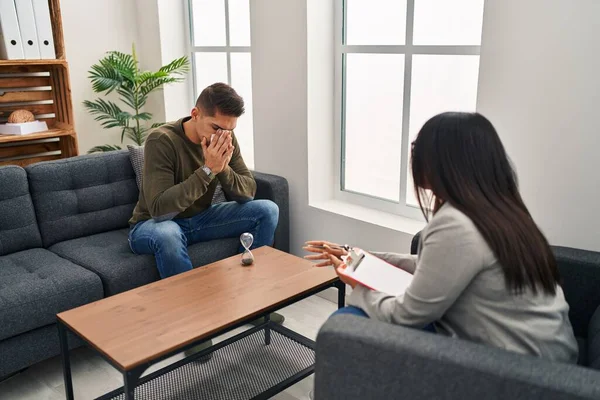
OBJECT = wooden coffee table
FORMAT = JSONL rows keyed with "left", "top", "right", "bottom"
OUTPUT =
{"left": 57, "top": 247, "right": 343, "bottom": 400}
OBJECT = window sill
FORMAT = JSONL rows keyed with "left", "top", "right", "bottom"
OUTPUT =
{"left": 309, "top": 199, "right": 426, "bottom": 236}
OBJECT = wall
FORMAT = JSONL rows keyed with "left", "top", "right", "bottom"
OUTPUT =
{"left": 157, "top": 0, "right": 193, "bottom": 122}
{"left": 61, "top": 0, "right": 191, "bottom": 154}
{"left": 251, "top": 0, "right": 414, "bottom": 257}
{"left": 61, "top": 0, "right": 138, "bottom": 153}
{"left": 477, "top": 0, "right": 600, "bottom": 251}
{"left": 63, "top": 0, "right": 599, "bottom": 253}
{"left": 252, "top": 0, "right": 600, "bottom": 255}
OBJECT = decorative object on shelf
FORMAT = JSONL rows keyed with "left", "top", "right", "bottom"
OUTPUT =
{"left": 0, "top": 120, "right": 48, "bottom": 135}
{"left": 240, "top": 233, "right": 255, "bottom": 266}
{"left": 7, "top": 109, "right": 35, "bottom": 123}
{"left": 84, "top": 44, "right": 189, "bottom": 153}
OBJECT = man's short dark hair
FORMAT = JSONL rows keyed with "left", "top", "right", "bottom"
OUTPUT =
{"left": 196, "top": 82, "right": 245, "bottom": 117}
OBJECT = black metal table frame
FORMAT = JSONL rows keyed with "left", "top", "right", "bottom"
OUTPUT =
{"left": 58, "top": 279, "right": 345, "bottom": 400}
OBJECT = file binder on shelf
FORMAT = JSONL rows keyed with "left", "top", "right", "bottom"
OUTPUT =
{"left": 0, "top": 0, "right": 25, "bottom": 59}
{"left": 0, "top": 0, "right": 78, "bottom": 167}
{"left": 15, "top": 0, "right": 41, "bottom": 59}
{"left": 32, "top": 0, "right": 55, "bottom": 59}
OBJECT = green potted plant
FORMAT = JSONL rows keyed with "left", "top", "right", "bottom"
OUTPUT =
{"left": 84, "top": 44, "right": 190, "bottom": 153}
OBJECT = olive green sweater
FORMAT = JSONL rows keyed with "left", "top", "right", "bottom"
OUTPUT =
{"left": 129, "top": 117, "right": 256, "bottom": 225}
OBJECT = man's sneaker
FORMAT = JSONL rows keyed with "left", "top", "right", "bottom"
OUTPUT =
{"left": 184, "top": 339, "right": 213, "bottom": 362}
{"left": 249, "top": 312, "right": 285, "bottom": 326}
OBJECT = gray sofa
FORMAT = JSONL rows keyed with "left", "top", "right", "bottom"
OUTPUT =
{"left": 316, "top": 238, "right": 600, "bottom": 399}
{"left": 0, "top": 150, "right": 289, "bottom": 379}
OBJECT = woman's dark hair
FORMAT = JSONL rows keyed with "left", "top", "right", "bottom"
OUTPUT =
{"left": 411, "top": 112, "right": 560, "bottom": 295}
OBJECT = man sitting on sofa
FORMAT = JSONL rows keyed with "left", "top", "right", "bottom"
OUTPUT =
{"left": 128, "top": 83, "right": 281, "bottom": 331}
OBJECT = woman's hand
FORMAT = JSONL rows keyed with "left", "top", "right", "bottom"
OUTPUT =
{"left": 303, "top": 240, "right": 349, "bottom": 267}
{"left": 333, "top": 259, "right": 359, "bottom": 289}
{"left": 304, "top": 241, "right": 359, "bottom": 288}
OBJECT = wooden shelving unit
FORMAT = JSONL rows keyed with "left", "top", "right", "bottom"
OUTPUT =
{"left": 0, "top": 0, "right": 78, "bottom": 167}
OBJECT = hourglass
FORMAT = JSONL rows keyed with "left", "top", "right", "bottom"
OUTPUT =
{"left": 240, "top": 233, "right": 254, "bottom": 266}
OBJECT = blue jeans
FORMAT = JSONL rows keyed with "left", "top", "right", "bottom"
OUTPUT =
{"left": 332, "top": 306, "right": 436, "bottom": 333}
{"left": 128, "top": 200, "right": 279, "bottom": 278}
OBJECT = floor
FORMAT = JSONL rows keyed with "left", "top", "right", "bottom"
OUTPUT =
{"left": 0, "top": 295, "right": 337, "bottom": 400}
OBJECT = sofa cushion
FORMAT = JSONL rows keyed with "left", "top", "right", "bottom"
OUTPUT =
{"left": 26, "top": 151, "right": 139, "bottom": 247}
{"left": 49, "top": 228, "right": 240, "bottom": 296}
{"left": 127, "top": 144, "right": 144, "bottom": 190}
{"left": 0, "top": 248, "right": 103, "bottom": 341}
{"left": 0, "top": 166, "right": 42, "bottom": 255}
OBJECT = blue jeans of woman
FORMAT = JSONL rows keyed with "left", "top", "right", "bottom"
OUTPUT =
{"left": 332, "top": 306, "right": 436, "bottom": 333}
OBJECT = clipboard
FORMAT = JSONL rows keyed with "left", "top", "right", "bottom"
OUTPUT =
{"left": 340, "top": 249, "right": 413, "bottom": 296}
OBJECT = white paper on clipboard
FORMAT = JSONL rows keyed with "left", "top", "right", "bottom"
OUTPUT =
{"left": 341, "top": 249, "right": 413, "bottom": 296}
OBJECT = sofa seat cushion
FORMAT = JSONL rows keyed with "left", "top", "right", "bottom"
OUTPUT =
{"left": 0, "top": 248, "right": 103, "bottom": 341}
{"left": 49, "top": 228, "right": 240, "bottom": 296}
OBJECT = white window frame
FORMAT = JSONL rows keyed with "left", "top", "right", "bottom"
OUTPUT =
{"left": 187, "top": 0, "right": 251, "bottom": 103}
{"left": 334, "top": 0, "right": 481, "bottom": 220}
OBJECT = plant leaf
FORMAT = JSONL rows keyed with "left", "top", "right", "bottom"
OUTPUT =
{"left": 125, "top": 127, "right": 146, "bottom": 146}
{"left": 106, "top": 51, "right": 137, "bottom": 83}
{"left": 116, "top": 87, "right": 137, "bottom": 110}
{"left": 159, "top": 56, "right": 190, "bottom": 76}
{"left": 88, "top": 58, "right": 124, "bottom": 94}
{"left": 139, "top": 77, "right": 181, "bottom": 97}
{"left": 138, "top": 71, "right": 167, "bottom": 85}
{"left": 120, "top": 126, "right": 135, "bottom": 143}
{"left": 151, "top": 122, "right": 165, "bottom": 128}
{"left": 87, "top": 144, "right": 122, "bottom": 153}
{"left": 83, "top": 99, "right": 129, "bottom": 129}
{"left": 132, "top": 112, "right": 152, "bottom": 121}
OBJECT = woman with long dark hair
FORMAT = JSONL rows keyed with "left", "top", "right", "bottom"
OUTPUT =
{"left": 305, "top": 112, "right": 578, "bottom": 362}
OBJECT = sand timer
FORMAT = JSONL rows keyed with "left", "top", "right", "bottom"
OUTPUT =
{"left": 240, "top": 233, "right": 254, "bottom": 266}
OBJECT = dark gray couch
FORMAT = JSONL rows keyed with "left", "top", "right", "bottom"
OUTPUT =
{"left": 315, "top": 238, "right": 600, "bottom": 399}
{"left": 0, "top": 150, "right": 289, "bottom": 379}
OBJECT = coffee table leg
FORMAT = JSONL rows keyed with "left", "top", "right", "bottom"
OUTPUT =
{"left": 265, "top": 314, "right": 271, "bottom": 345}
{"left": 337, "top": 280, "right": 346, "bottom": 308}
{"left": 124, "top": 367, "right": 144, "bottom": 400}
{"left": 58, "top": 322, "right": 74, "bottom": 400}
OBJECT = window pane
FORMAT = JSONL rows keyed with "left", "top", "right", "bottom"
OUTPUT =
{"left": 345, "top": 0, "right": 407, "bottom": 45}
{"left": 406, "top": 55, "right": 480, "bottom": 206}
{"left": 413, "top": 0, "right": 484, "bottom": 45}
{"left": 191, "top": 0, "right": 226, "bottom": 46}
{"left": 343, "top": 54, "right": 405, "bottom": 201}
{"left": 228, "top": 0, "right": 251, "bottom": 46}
{"left": 193, "top": 52, "right": 228, "bottom": 95}
{"left": 230, "top": 53, "right": 254, "bottom": 169}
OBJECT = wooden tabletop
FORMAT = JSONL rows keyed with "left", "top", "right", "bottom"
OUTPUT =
{"left": 57, "top": 247, "right": 338, "bottom": 371}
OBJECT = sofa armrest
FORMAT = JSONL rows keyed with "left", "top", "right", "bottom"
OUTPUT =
{"left": 315, "top": 315, "right": 600, "bottom": 400}
{"left": 410, "top": 231, "right": 421, "bottom": 255}
{"left": 589, "top": 306, "right": 600, "bottom": 369}
{"left": 553, "top": 246, "right": 600, "bottom": 338}
{"left": 252, "top": 171, "right": 290, "bottom": 253}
